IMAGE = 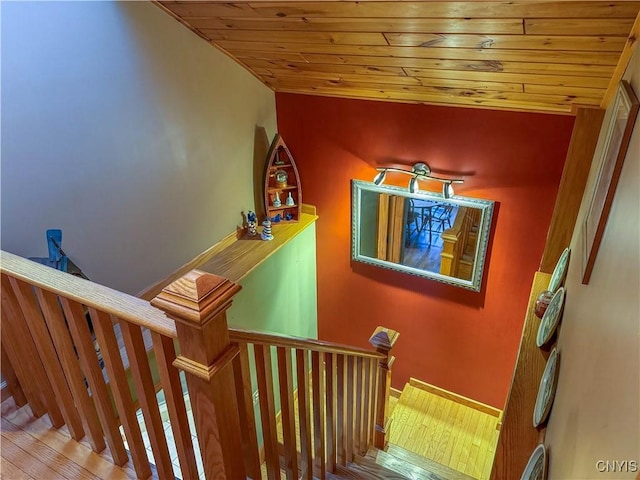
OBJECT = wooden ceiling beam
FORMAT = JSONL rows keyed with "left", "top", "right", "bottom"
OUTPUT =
{"left": 383, "top": 33, "right": 626, "bottom": 52}
{"left": 214, "top": 40, "right": 622, "bottom": 65}
{"left": 404, "top": 68, "right": 610, "bottom": 88}
{"left": 161, "top": 2, "right": 640, "bottom": 20}
{"left": 287, "top": 54, "right": 616, "bottom": 77}
{"left": 262, "top": 69, "right": 527, "bottom": 92}
{"left": 186, "top": 17, "right": 526, "bottom": 34}
{"left": 524, "top": 18, "right": 635, "bottom": 36}
{"left": 274, "top": 85, "right": 576, "bottom": 113}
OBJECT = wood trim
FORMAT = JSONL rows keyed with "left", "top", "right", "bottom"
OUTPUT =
{"left": 408, "top": 378, "right": 502, "bottom": 418}
{"left": 0, "top": 250, "right": 176, "bottom": 338}
{"left": 390, "top": 387, "right": 403, "bottom": 399}
{"left": 230, "top": 328, "right": 386, "bottom": 360}
{"left": 197, "top": 209, "right": 318, "bottom": 283}
{"left": 138, "top": 204, "right": 318, "bottom": 298}
{"left": 490, "top": 271, "right": 552, "bottom": 480}
{"left": 137, "top": 229, "right": 240, "bottom": 300}
{"left": 601, "top": 11, "right": 640, "bottom": 108}
{"left": 540, "top": 107, "right": 605, "bottom": 273}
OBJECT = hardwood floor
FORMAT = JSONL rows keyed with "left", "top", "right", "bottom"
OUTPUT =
{"left": 0, "top": 397, "right": 136, "bottom": 480}
{"left": 388, "top": 383, "right": 500, "bottom": 480}
{"left": 1, "top": 379, "right": 499, "bottom": 480}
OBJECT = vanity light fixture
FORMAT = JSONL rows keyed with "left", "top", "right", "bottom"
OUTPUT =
{"left": 373, "top": 162, "right": 463, "bottom": 197}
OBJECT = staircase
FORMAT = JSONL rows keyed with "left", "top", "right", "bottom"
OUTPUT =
{"left": 0, "top": 250, "right": 406, "bottom": 479}
{"left": 1, "top": 390, "right": 471, "bottom": 480}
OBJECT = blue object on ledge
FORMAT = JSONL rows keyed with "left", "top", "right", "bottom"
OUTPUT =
{"left": 29, "top": 229, "right": 88, "bottom": 279}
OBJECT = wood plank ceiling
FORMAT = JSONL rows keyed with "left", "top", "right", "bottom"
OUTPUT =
{"left": 158, "top": 1, "right": 640, "bottom": 115}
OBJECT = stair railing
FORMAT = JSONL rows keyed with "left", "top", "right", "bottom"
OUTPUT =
{"left": 1, "top": 250, "right": 399, "bottom": 479}
{"left": 1, "top": 250, "right": 198, "bottom": 480}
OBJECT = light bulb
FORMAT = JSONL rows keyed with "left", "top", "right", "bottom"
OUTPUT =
{"left": 443, "top": 182, "right": 454, "bottom": 199}
{"left": 373, "top": 170, "right": 386, "bottom": 185}
{"left": 409, "top": 177, "right": 419, "bottom": 194}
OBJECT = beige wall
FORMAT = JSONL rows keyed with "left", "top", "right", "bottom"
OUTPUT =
{"left": 544, "top": 48, "right": 640, "bottom": 478}
{"left": 1, "top": 2, "right": 277, "bottom": 294}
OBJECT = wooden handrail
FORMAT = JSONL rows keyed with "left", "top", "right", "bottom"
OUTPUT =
{"left": 229, "top": 327, "right": 387, "bottom": 360}
{"left": 0, "top": 250, "right": 177, "bottom": 338}
{"left": 2, "top": 250, "right": 400, "bottom": 480}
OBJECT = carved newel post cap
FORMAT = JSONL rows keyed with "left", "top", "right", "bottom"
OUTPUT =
{"left": 369, "top": 327, "right": 400, "bottom": 351}
{"left": 151, "top": 269, "right": 242, "bottom": 324}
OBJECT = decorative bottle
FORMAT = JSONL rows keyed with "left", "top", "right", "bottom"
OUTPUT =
{"left": 273, "top": 191, "right": 282, "bottom": 207}
{"left": 285, "top": 192, "right": 295, "bottom": 206}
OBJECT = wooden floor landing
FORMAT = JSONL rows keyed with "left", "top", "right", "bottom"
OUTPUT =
{"left": 388, "top": 382, "right": 501, "bottom": 480}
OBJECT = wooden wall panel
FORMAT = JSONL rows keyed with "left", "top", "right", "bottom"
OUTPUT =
{"left": 540, "top": 107, "right": 605, "bottom": 273}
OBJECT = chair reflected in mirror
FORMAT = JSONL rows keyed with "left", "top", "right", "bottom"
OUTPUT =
{"left": 404, "top": 199, "right": 460, "bottom": 272}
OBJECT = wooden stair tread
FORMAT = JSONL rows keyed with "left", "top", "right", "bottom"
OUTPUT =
{"left": 379, "top": 444, "right": 477, "bottom": 480}
{"left": 325, "top": 445, "right": 477, "bottom": 480}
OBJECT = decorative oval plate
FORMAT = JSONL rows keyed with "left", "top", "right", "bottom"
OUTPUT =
{"left": 520, "top": 444, "right": 548, "bottom": 480}
{"left": 537, "top": 287, "right": 565, "bottom": 347}
{"left": 548, "top": 247, "right": 570, "bottom": 292}
{"left": 534, "top": 348, "right": 560, "bottom": 428}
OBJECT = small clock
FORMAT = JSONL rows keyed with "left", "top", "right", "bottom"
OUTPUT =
{"left": 275, "top": 169, "right": 288, "bottom": 188}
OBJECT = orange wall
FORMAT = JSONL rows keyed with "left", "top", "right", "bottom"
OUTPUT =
{"left": 276, "top": 93, "right": 574, "bottom": 408}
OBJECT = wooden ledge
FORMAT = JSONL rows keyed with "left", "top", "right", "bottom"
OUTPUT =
{"left": 197, "top": 205, "right": 318, "bottom": 283}
{"left": 139, "top": 204, "right": 318, "bottom": 299}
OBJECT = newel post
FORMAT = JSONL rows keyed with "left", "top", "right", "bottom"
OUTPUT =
{"left": 369, "top": 326, "right": 399, "bottom": 450}
{"left": 152, "top": 269, "right": 246, "bottom": 480}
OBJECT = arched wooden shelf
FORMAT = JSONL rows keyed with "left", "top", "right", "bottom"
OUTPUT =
{"left": 263, "top": 134, "right": 302, "bottom": 223}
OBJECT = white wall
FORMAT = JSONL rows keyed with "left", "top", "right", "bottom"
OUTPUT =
{"left": 544, "top": 48, "right": 640, "bottom": 478}
{"left": 1, "top": 2, "right": 277, "bottom": 294}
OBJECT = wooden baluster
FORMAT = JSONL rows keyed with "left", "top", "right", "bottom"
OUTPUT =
{"left": 255, "top": 344, "right": 279, "bottom": 480}
{"left": 119, "top": 321, "right": 174, "bottom": 479}
{"left": 89, "top": 308, "right": 151, "bottom": 480}
{"left": 296, "top": 349, "right": 313, "bottom": 479}
{"left": 0, "top": 313, "right": 46, "bottom": 419}
{"left": 233, "top": 343, "right": 261, "bottom": 480}
{"left": 369, "top": 327, "right": 400, "bottom": 450}
{"left": 325, "top": 352, "right": 336, "bottom": 472}
{"left": 368, "top": 358, "right": 378, "bottom": 446}
{"left": 0, "top": 337, "right": 27, "bottom": 407}
{"left": 35, "top": 288, "right": 106, "bottom": 453}
{"left": 345, "top": 355, "right": 355, "bottom": 463}
{"left": 60, "top": 298, "right": 129, "bottom": 466}
{"left": 277, "top": 347, "right": 298, "bottom": 479}
{"left": 354, "top": 356, "right": 363, "bottom": 455}
{"left": 1, "top": 275, "right": 55, "bottom": 421}
{"left": 336, "top": 354, "right": 346, "bottom": 466}
{"left": 152, "top": 332, "right": 199, "bottom": 480}
{"left": 151, "top": 270, "right": 246, "bottom": 480}
{"left": 361, "top": 357, "right": 371, "bottom": 455}
{"left": 312, "top": 351, "right": 326, "bottom": 478}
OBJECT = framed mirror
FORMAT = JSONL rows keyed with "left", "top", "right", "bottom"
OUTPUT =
{"left": 352, "top": 180, "right": 495, "bottom": 291}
